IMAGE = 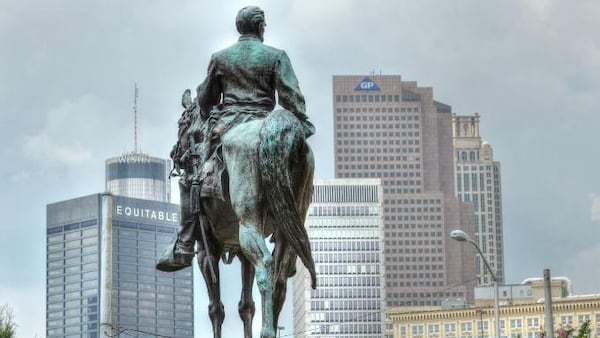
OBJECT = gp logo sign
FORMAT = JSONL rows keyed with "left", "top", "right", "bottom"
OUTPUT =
{"left": 354, "top": 76, "right": 380, "bottom": 91}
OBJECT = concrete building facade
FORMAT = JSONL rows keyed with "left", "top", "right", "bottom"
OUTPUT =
{"left": 387, "top": 278, "right": 600, "bottom": 338}
{"left": 453, "top": 113, "right": 504, "bottom": 285}
{"left": 293, "top": 179, "right": 386, "bottom": 337}
{"left": 333, "top": 75, "right": 477, "bottom": 307}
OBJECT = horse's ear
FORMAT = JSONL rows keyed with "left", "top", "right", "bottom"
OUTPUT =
{"left": 182, "top": 89, "right": 192, "bottom": 109}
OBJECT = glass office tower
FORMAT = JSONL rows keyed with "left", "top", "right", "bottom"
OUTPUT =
{"left": 46, "top": 194, "right": 193, "bottom": 337}
{"left": 293, "top": 179, "right": 386, "bottom": 338}
{"left": 105, "top": 152, "right": 171, "bottom": 203}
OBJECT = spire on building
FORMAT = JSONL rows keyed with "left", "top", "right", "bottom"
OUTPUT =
{"left": 133, "top": 82, "right": 139, "bottom": 153}
{"left": 104, "top": 83, "right": 172, "bottom": 202}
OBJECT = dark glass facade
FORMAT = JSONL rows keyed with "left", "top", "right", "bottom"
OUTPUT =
{"left": 46, "top": 194, "right": 193, "bottom": 338}
{"left": 47, "top": 215, "right": 100, "bottom": 338}
{"left": 106, "top": 162, "right": 167, "bottom": 182}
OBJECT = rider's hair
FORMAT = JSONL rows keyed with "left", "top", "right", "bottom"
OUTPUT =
{"left": 236, "top": 6, "right": 265, "bottom": 35}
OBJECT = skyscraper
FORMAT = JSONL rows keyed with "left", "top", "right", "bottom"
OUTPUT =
{"left": 453, "top": 113, "right": 504, "bottom": 284}
{"left": 46, "top": 153, "right": 193, "bottom": 337}
{"left": 105, "top": 152, "right": 171, "bottom": 202}
{"left": 293, "top": 179, "right": 386, "bottom": 337}
{"left": 333, "top": 75, "right": 477, "bottom": 307}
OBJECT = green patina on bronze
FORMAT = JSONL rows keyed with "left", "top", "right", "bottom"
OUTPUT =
{"left": 156, "top": 6, "right": 316, "bottom": 338}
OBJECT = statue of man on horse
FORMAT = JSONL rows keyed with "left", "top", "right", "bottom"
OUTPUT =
{"left": 156, "top": 6, "right": 317, "bottom": 338}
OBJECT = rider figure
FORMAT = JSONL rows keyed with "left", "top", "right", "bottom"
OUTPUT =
{"left": 156, "top": 89, "right": 210, "bottom": 272}
{"left": 156, "top": 5, "right": 314, "bottom": 272}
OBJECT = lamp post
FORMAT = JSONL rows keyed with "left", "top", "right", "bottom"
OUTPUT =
{"left": 450, "top": 229, "right": 500, "bottom": 338}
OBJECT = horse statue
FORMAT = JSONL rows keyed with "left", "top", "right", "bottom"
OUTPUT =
{"left": 161, "top": 88, "right": 317, "bottom": 338}
{"left": 156, "top": 6, "right": 317, "bottom": 337}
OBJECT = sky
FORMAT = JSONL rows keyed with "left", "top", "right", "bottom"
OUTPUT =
{"left": 1, "top": 0, "right": 600, "bottom": 336}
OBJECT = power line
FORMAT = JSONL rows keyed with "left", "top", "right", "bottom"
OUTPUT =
{"left": 102, "top": 323, "right": 174, "bottom": 338}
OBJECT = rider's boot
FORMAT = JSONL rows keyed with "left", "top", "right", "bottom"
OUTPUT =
{"left": 155, "top": 232, "right": 195, "bottom": 272}
{"left": 156, "top": 181, "right": 196, "bottom": 272}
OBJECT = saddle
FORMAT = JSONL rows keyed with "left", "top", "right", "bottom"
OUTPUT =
{"left": 198, "top": 146, "right": 227, "bottom": 201}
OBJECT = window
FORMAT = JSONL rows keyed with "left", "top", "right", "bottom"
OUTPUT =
{"left": 412, "top": 325, "right": 424, "bottom": 335}
{"left": 429, "top": 324, "right": 440, "bottom": 334}
{"left": 561, "top": 316, "right": 573, "bottom": 325}
{"left": 527, "top": 317, "right": 539, "bottom": 328}
{"left": 578, "top": 314, "right": 590, "bottom": 324}
{"left": 461, "top": 322, "right": 472, "bottom": 332}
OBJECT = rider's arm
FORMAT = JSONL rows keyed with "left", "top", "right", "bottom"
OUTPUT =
{"left": 197, "top": 54, "right": 222, "bottom": 119}
{"left": 275, "top": 51, "right": 315, "bottom": 137}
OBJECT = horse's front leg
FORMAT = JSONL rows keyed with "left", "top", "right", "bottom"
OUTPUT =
{"left": 238, "top": 253, "right": 256, "bottom": 338}
{"left": 196, "top": 216, "right": 224, "bottom": 338}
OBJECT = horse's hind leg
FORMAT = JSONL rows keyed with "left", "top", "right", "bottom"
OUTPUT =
{"left": 272, "top": 237, "right": 295, "bottom": 330}
{"left": 238, "top": 253, "right": 256, "bottom": 338}
{"left": 227, "top": 163, "right": 275, "bottom": 337}
{"left": 237, "top": 215, "right": 275, "bottom": 338}
{"left": 223, "top": 121, "right": 277, "bottom": 338}
{"left": 197, "top": 219, "right": 224, "bottom": 338}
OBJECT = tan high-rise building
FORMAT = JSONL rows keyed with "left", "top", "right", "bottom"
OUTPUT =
{"left": 453, "top": 113, "right": 504, "bottom": 285}
{"left": 333, "top": 75, "right": 477, "bottom": 307}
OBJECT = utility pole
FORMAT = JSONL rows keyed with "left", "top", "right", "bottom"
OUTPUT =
{"left": 544, "top": 269, "right": 555, "bottom": 338}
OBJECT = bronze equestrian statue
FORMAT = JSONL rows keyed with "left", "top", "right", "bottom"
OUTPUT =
{"left": 156, "top": 6, "right": 317, "bottom": 338}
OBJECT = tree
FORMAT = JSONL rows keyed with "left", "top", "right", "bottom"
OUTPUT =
{"left": 0, "top": 304, "right": 16, "bottom": 338}
{"left": 575, "top": 320, "right": 591, "bottom": 338}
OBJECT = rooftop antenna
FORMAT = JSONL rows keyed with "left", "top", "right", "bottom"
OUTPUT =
{"left": 133, "top": 83, "right": 139, "bottom": 153}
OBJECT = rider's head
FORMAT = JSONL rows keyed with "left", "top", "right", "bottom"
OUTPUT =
{"left": 236, "top": 6, "right": 266, "bottom": 41}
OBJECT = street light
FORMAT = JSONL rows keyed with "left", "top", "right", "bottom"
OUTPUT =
{"left": 450, "top": 229, "right": 500, "bottom": 338}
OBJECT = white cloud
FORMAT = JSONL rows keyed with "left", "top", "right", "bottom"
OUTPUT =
{"left": 23, "top": 132, "right": 92, "bottom": 166}
{"left": 21, "top": 93, "right": 127, "bottom": 167}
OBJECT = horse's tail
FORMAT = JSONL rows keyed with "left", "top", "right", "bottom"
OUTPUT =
{"left": 259, "top": 110, "right": 317, "bottom": 289}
